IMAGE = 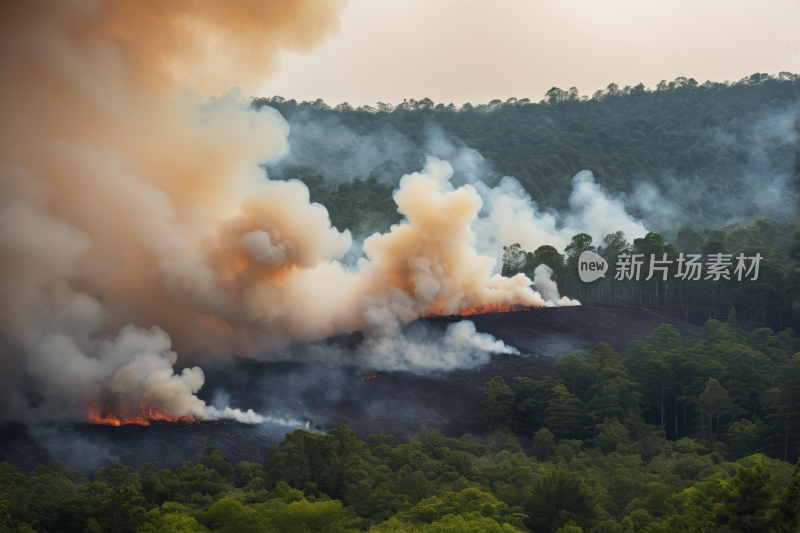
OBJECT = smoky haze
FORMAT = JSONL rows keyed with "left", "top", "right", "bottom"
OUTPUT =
{"left": 265, "top": 97, "right": 799, "bottom": 257}
{"left": 0, "top": 0, "right": 579, "bottom": 425}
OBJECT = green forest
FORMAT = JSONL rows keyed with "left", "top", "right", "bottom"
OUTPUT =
{"left": 4, "top": 75, "right": 800, "bottom": 532}
{"left": 255, "top": 71, "right": 800, "bottom": 234}
{"left": 2, "top": 318, "right": 800, "bottom": 532}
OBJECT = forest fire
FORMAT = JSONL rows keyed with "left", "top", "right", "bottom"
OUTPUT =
{"left": 361, "top": 371, "right": 384, "bottom": 381}
{"left": 421, "top": 302, "right": 540, "bottom": 318}
{"left": 86, "top": 405, "right": 201, "bottom": 427}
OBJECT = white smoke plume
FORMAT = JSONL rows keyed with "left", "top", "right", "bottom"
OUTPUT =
{"left": 533, "top": 265, "right": 580, "bottom": 307}
{"left": 471, "top": 171, "right": 649, "bottom": 267}
{"left": 209, "top": 389, "right": 302, "bottom": 426}
{"left": 356, "top": 320, "right": 519, "bottom": 373}
{"left": 418, "top": 126, "right": 650, "bottom": 266}
{"left": 205, "top": 407, "right": 302, "bottom": 427}
{"left": 357, "top": 157, "right": 554, "bottom": 326}
{"left": 472, "top": 177, "right": 568, "bottom": 261}
{"left": 563, "top": 171, "right": 650, "bottom": 245}
{"left": 289, "top": 318, "right": 521, "bottom": 373}
{"left": 267, "top": 116, "right": 653, "bottom": 270}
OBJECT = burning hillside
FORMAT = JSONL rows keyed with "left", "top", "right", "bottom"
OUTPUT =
{"left": 0, "top": 303, "right": 705, "bottom": 474}
{"left": 0, "top": 1, "right": 581, "bottom": 425}
{"left": 85, "top": 403, "right": 201, "bottom": 427}
{"left": 421, "top": 303, "right": 540, "bottom": 318}
{"left": 360, "top": 371, "right": 384, "bottom": 381}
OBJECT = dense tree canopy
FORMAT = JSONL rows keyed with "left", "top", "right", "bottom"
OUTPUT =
{"left": 256, "top": 72, "right": 800, "bottom": 231}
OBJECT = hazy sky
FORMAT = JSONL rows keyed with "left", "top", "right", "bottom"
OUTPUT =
{"left": 260, "top": 0, "right": 800, "bottom": 107}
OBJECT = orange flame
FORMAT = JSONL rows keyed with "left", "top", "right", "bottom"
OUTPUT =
{"left": 361, "top": 371, "right": 384, "bottom": 381}
{"left": 421, "top": 302, "right": 540, "bottom": 318}
{"left": 86, "top": 403, "right": 200, "bottom": 426}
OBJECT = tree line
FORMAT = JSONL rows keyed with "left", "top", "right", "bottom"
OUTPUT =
{"left": 501, "top": 216, "right": 800, "bottom": 332}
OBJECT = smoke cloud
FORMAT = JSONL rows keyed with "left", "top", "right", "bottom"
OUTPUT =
{"left": 470, "top": 169, "right": 648, "bottom": 267}
{"left": 266, "top": 109, "right": 421, "bottom": 185}
{"left": 0, "top": 1, "right": 571, "bottom": 423}
{"left": 533, "top": 265, "right": 580, "bottom": 307}
{"left": 356, "top": 320, "right": 519, "bottom": 373}
{"left": 267, "top": 118, "right": 653, "bottom": 266}
{"left": 0, "top": 0, "right": 349, "bottom": 421}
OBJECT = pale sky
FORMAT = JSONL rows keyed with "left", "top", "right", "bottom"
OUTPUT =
{"left": 261, "top": 0, "right": 800, "bottom": 107}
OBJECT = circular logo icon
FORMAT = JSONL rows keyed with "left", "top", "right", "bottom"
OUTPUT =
{"left": 578, "top": 251, "right": 608, "bottom": 282}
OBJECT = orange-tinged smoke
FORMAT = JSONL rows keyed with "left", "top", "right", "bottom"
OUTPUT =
{"left": 98, "top": 0, "right": 347, "bottom": 98}
{"left": 1, "top": 0, "right": 346, "bottom": 99}
{"left": 0, "top": 1, "right": 561, "bottom": 422}
{"left": 0, "top": 0, "right": 349, "bottom": 421}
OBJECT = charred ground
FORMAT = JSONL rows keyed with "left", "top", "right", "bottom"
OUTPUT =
{"left": 0, "top": 304, "right": 703, "bottom": 473}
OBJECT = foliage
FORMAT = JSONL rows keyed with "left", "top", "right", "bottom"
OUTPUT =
{"left": 502, "top": 220, "right": 800, "bottom": 335}
{"left": 256, "top": 72, "right": 800, "bottom": 228}
{"left": 3, "top": 318, "right": 800, "bottom": 532}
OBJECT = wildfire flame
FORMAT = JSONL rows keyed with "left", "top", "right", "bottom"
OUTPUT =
{"left": 361, "top": 371, "right": 384, "bottom": 381}
{"left": 86, "top": 404, "right": 200, "bottom": 426}
{"left": 421, "top": 302, "right": 540, "bottom": 318}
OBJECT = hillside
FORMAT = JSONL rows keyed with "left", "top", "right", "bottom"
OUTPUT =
{"left": 255, "top": 72, "right": 800, "bottom": 233}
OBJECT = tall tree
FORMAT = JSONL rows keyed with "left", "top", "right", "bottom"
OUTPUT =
{"left": 699, "top": 378, "right": 732, "bottom": 438}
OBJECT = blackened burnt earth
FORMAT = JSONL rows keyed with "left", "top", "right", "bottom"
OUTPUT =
{"left": 425, "top": 302, "right": 704, "bottom": 357}
{"left": 346, "top": 302, "right": 703, "bottom": 440}
{"left": 0, "top": 303, "right": 702, "bottom": 473}
{"left": 0, "top": 419, "right": 275, "bottom": 475}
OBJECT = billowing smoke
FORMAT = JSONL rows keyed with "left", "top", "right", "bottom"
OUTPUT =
{"left": 358, "top": 157, "right": 553, "bottom": 327}
{"left": 471, "top": 169, "right": 649, "bottom": 266}
{"left": 563, "top": 171, "right": 649, "bottom": 243}
{"left": 472, "top": 177, "right": 568, "bottom": 261}
{"left": 0, "top": 1, "right": 571, "bottom": 423}
{"left": 418, "top": 125, "right": 649, "bottom": 265}
{"left": 533, "top": 265, "right": 580, "bottom": 307}
{"left": 0, "top": 0, "right": 346, "bottom": 422}
{"left": 265, "top": 116, "right": 652, "bottom": 267}
{"left": 356, "top": 320, "right": 519, "bottom": 373}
